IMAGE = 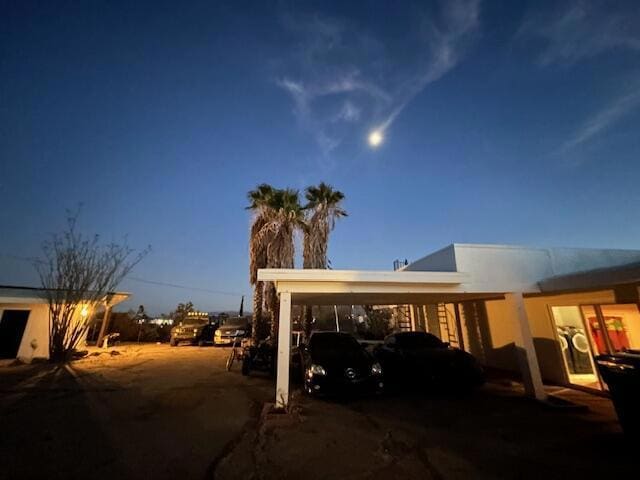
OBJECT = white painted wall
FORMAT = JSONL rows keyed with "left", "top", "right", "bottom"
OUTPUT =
{"left": 404, "top": 245, "right": 457, "bottom": 272}
{"left": 0, "top": 303, "right": 50, "bottom": 361}
{"left": 407, "top": 243, "right": 640, "bottom": 292}
{"left": 2, "top": 302, "right": 95, "bottom": 362}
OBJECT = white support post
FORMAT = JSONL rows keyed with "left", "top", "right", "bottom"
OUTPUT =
{"left": 275, "top": 291, "right": 292, "bottom": 409}
{"left": 505, "top": 292, "right": 547, "bottom": 401}
{"left": 96, "top": 305, "right": 113, "bottom": 348}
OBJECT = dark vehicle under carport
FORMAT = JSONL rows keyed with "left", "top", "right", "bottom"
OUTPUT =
{"left": 373, "top": 331, "right": 485, "bottom": 392}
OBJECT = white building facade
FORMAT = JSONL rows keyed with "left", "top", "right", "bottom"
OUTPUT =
{"left": 0, "top": 286, "right": 129, "bottom": 362}
{"left": 259, "top": 243, "right": 640, "bottom": 407}
{"left": 402, "top": 244, "right": 640, "bottom": 392}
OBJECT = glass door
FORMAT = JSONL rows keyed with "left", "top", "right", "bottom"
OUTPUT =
{"left": 551, "top": 306, "right": 602, "bottom": 390}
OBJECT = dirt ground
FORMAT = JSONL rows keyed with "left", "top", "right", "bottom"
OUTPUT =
{"left": 0, "top": 343, "right": 635, "bottom": 480}
{"left": 0, "top": 343, "right": 272, "bottom": 480}
{"left": 219, "top": 385, "right": 634, "bottom": 480}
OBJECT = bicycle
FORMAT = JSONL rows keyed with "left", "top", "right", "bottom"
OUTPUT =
{"left": 225, "top": 333, "right": 244, "bottom": 371}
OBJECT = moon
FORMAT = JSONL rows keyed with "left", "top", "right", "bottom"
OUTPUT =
{"left": 368, "top": 129, "right": 383, "bottom": 148}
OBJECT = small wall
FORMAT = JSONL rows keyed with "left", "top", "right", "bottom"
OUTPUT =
{"left": 465, "top": 290, "right": 615, "bottom": 384}
{"left": 404, "top": 245, "right": 457, "bottom": 272}
{"left": 0, "top": 303, "right": 50, "bottom": 362}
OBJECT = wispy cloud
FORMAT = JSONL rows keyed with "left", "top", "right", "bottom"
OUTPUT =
{"left": 380, "top": 0, "right": 480, "bottom": 131}
{"left": 519, "top": 1, "right": 640, "bottom": 157}
{"left": 559, "top": 87, "right": 640, "bottom": 153}
{"left": 520, "top": 0, "right": 640, "bottom": 66}
{"left": 275, "top": 0, "right": 481, "bottom": 156}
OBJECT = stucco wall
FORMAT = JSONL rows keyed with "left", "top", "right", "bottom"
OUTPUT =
{"left": 454, "top": 245, "right": 554, "bottom": 291}
{"left": 406, "top": 243, "right": 640, "bottom": 293}
{"left": 404, "top": 245, "right": 457, "bottom": 272}
{"left": 471, "top": 290, "right": 616, "bottom": 384}
{"left": 0, "top": 303, "right": 50, "bottom": 361}
{"left": 547, "top": 248, "right": 640, "bottom": 276}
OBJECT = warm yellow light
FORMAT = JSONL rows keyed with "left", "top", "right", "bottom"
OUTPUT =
{"left": 368, "top": 129, "right": 383, "bottom": 148}
{"left": 80, "top": 306, "right": 89, "bottom": 318}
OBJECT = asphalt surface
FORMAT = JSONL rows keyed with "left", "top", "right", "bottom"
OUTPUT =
{"left": 0, "top": 344, "right": 272, "bottom": 480}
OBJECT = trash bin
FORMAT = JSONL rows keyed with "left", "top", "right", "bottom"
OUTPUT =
{"left": 595, "top": 352, "right": 640, "bottom": 435}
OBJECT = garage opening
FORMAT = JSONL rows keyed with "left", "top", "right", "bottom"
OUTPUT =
{"left": 0, "top": 310, "right": 30, "bottom": 358}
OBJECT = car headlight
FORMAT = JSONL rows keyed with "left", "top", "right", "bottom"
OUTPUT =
{"left": 371, "top": 362, "right": 383, "bottom": 375}
{"left": 307, "top": 364, "right": 326, "bottom": 377}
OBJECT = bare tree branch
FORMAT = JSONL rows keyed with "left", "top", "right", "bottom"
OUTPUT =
{"left": 34, "top": 208, "right": 150, "bottom": 362}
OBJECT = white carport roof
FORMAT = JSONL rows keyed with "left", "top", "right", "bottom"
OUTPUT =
{"left": 257, "top": 268, "right": 546, "bottom": 408}
{"left": 257, "top": 268, "right": 538, "bottom": 305}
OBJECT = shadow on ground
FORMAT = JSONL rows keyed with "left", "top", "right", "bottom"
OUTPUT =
{"left": 0, "top": 364, "right": 124, "bottom": 479}
{"left": 215, "top": 383, "right": 632, "bottom": 480}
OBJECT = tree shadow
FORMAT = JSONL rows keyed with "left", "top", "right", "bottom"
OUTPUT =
{"left": 0, "top": 363, "right": 125, "bottom": 479}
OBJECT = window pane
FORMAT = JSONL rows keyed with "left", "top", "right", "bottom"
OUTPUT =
{"left": 599, "top": 304, "right": 640, "bottom": 352}
{"left": 580, "top": 306, "right": 607, "bottom": 355}
{"left": 551, "top": 306, "right": 601, "bottom": 390}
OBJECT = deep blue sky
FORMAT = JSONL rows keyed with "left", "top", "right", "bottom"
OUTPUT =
{"left": 2, "top": 0, "right": 640, "bottom": 314}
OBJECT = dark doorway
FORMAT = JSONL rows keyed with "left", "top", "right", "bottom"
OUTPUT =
{"left": 0, "top": 310, "right": 30, "bottom": 358}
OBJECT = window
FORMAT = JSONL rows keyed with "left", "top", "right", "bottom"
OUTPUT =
{"left": 598, "top": 304, "right": 640, "bottom": 353}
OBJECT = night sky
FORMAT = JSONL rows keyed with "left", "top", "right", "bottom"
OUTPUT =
{"left": 2, "top": 0, "right": 640, "bottom": 314}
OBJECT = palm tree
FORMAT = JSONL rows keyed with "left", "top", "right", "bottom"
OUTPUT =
{"left": 302, "top": 182, "right": 347, "bottom": 337}
{"left": 256, "top": 188, "right": 306, "bottom": 340}
{"left": 247, "top": 183, "right": 275, "bottom": 343}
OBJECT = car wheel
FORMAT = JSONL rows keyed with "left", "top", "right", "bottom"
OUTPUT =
{"left": 304, "top": 382, "right": 315, "bottom": 396}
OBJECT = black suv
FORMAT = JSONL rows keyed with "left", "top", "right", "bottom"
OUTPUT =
{"left": 170, "top": 320, "right": 218, "bottom": 347}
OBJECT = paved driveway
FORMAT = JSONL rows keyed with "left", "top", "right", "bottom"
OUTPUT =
{"left": 0, "top": 344, "right": 272, "bottom": 480}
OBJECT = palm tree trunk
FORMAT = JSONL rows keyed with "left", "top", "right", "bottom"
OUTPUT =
{"left": 268, "top": 283, "right": 279, "bottom": 341}
{"left": 252, "top": 282, "right": 263, "bottom": 343}
{"left": 303, "top": 306, "right": 313, "bottom": 340}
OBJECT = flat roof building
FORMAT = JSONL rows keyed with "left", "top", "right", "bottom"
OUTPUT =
{"left": 0, "top": 286, "right": 129, "bottom": 362}
{"left": 260, "top": 243, "right": 640, "bottom": 408}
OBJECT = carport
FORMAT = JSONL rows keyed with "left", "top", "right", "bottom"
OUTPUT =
{"left": 257, "top": 269, "right": 547, "bottom": 408}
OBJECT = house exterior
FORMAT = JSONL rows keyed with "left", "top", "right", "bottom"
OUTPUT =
{"left": 0, "top": 286, "right": 129, "bottom": 362}
{"left": 401, "top": 243, "right": 640, "bottom": 392}
{"left": 258, "top": 243, "right": 640, "bottom": 407}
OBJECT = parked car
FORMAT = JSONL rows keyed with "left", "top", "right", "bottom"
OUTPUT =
{"left": 214, "top": 318, "right": 251, "bottom": 346}
{"left": 170, "top": 320, "right": 218, "bottom": 347}
{"left": 374, "top": 331, "right": 484, "bottom": 391}
{"left": 299, "top": 331, "right": 384, "bottom": 396}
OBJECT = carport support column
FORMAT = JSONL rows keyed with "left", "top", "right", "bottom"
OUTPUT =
{"left": 275, "top": 291, "right": 292, "bottom": 409}
{"left": 505, "top": 292, "right": 546, "bottom": 401}
{"left": 96, "top": 304, "right": 113, "bottom": 348}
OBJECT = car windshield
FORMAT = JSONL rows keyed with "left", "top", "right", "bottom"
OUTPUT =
{"left": 310, "top": 333, "right": 363, "bottom": 361}
{"left": 394, "top": 333, "right": 444, "bottom": 349}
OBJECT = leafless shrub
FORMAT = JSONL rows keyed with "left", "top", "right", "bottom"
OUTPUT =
{"left": 34, "top": 209, "right": 149, "bottom": 362}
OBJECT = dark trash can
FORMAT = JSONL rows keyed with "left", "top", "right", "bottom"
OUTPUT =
{"left": 595, "top": 352, "right": 640, "bottom": 435}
